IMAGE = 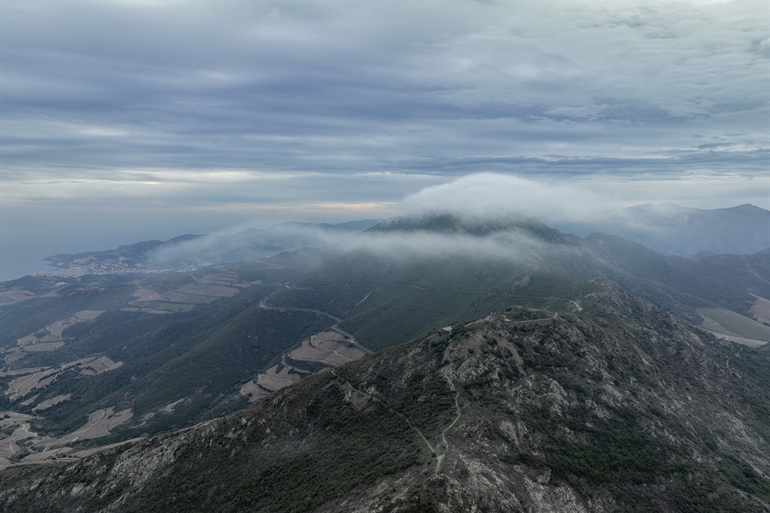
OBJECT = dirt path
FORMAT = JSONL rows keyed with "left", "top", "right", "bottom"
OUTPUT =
{"left": 0, "top": 414, "right": 36, "bottom": 466}
{"left": 712, "top": 333, "right": 767, "bottom": 348}
{"left": 329, "top": 325, "right": 372, "bottom": 354}
{"left": 355, "top": 290, "right": 374, "bottom": 306}
{"left": 332, "top": 371, "right": 461, "bottom": 474}
{"left": 435, "top": 379, "right": 461, "bottom": 474}
{"left": 332, "top": 370, "right": 438, "bottom": 461}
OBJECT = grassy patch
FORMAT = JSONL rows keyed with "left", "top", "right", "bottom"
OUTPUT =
{"left": 698, "top": 307, "right": 770, "bottom": 342}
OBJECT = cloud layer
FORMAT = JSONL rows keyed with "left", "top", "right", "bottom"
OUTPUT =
{"left": 400, "top": 174, "right": 609, "bottom": 224}
{"left": 3, "top": 0, "right": 767, "bottom": 191}
{"left": 1, "top": 0, "right": 768, "bottom": 279}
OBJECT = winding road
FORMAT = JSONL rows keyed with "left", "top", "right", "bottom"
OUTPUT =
{"left": 260, "top": 282, "right": 471, "bottom": 472}
{"left": 259, "top": 284, "right": 373, "bottom": 354}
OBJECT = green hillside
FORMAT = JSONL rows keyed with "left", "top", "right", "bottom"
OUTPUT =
{"left": 1, "top": 215, "right": 767, "bottom": 458}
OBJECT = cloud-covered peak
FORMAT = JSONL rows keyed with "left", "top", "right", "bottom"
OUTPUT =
{"left": 400, "top": 174, "right": 608, "bottom": 225}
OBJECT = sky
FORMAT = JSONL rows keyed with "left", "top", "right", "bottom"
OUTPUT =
{"left": 1, "top": 0, "right": 769, "bottom": 280}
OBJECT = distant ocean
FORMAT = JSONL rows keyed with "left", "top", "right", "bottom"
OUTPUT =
{"left": 1, "top": 260, "right": 50, "bottom": 282}
{"left": 0, "top": 251, "right": 51, "bottom": 282}
{"left": 1, "top": 235, "right": 72, "bottom": 282}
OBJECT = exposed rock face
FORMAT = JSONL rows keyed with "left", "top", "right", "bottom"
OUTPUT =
{"left": 2, "top": 282, "right": 769, "bottom": 512}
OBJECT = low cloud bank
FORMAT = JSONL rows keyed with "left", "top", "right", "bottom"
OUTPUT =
{"left": 149, "top": 220, "right": 380, "bottom": 266}
{"left": 151, "top": 173, "right": 768, "bottom": 266}
{"left": 396, "top": 173, "right": 769, "bottom": 256}
{"left": 337, "top": 230, "right": 558, "bottom": 265}
{"left": 399, "top": 173, "right": 615, "bottom": 226}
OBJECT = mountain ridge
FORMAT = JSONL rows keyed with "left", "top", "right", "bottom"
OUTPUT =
{"left": 555, "top": 202, "right": 770, "bottom": 257}
{"left": 0, "top": 210, "right": 767, "bottom": 474}
{"left": 2, "top": 283, "right": 769, "bottom": 512}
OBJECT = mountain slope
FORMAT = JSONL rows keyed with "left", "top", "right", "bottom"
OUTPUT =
{"left": 268, "top": 215, "right": 768, "bottom": 346}
{"left": 556, "top": 203, "right": 770, "bottom": 257}
{"left": 0, "top": 259, "right": 333, "bottom": 447}
{"left": 2, "top": 282, "right": 769, "bottom": 512}
{"left": 2, "top": 213, "right": 767, "bottom": 462}
{"left": 579, "top": 234, "right": 770, "bottom": 322}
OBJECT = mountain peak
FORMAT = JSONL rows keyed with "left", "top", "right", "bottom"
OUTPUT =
{"left": 368, "top": 212, "right": 570, "bottom": 243}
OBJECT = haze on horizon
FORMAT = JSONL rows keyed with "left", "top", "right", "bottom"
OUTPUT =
{"left": 1, "top": 0, "right": 768, "bottom": 280}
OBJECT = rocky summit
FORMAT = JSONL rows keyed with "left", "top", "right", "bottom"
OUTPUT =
{"left": 2, "top": 281, "right": 768, "bottom": 512}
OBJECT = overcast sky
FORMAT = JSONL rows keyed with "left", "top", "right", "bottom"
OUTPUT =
{"left": 1, "top": 0, "right": 768, "bottom": 279}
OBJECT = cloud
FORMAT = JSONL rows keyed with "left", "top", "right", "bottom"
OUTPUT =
{"left": 2, "top": 0, "right": 767, "bottom": 280}
{"left": 335, "top": 227, "right": 562, "bottom": 267}
{"left": 397, "top": 172, "right": 770, "bottom": 241}
{"left": 149, "top": 220, "right": 377, "bottom": 266}
{"left": 400, "top": 174, "right": 608, "bottom": 225}
{"left": 2, "top": 0, "right": 766, "bottom": 180}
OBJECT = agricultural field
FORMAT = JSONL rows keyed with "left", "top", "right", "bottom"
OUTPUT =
{"left": 749, "top": 294, "right": 770, "bottom": 325}
{"left": 697, "top": 307, "right": 770, "bottom": 345}
{"left": 241, "top": 330, "right": 365, "bottom": 402}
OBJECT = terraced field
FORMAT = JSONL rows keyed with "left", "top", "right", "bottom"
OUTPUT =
{"left": 240, "top": 330, "right": 365, "bottom": 402}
